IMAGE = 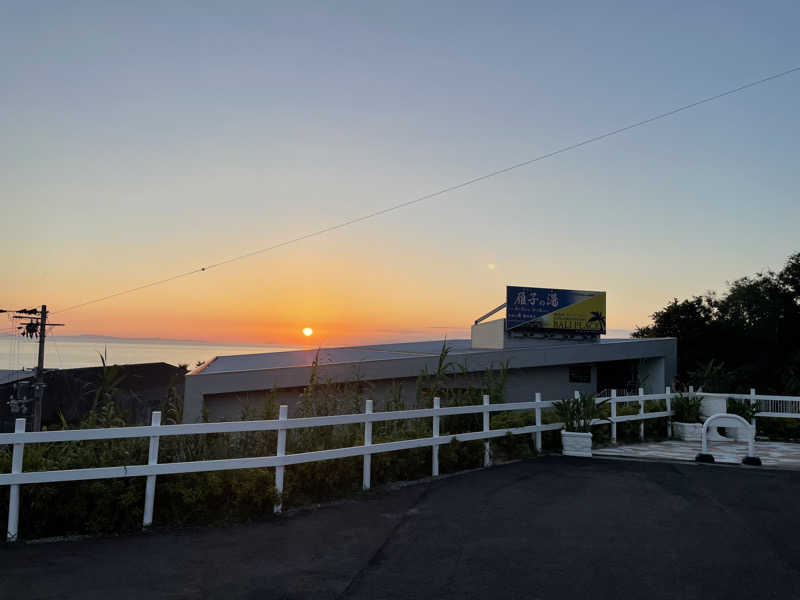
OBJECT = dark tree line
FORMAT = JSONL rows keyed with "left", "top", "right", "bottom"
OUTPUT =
{"left": 633, "top": 252, "right": 800, "bottom": 394}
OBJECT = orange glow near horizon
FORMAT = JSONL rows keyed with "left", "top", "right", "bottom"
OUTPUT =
{"left": 17, "top": 285, "right": 643, "bottom": 349}
{"left": 3, "top": 6, "right": 798, "bottom": 357}
{"left": 4, "top": 239, "right": 655, "bottom": 347}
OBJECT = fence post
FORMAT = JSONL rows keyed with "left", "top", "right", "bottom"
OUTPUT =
{"left": 432, "top": 397, "right": 440, "bottom": 476}
{"left": 274, "top": 405, "right": 288, "bottom": 514}
{"left": 610, "top": 390, "right": 617, "bottom": 444}
{"left": 6, "top": 418, "right": 25, "bottom": 542}
{"left": 142, "top": 411, "right": 162, "bottom": 529}
{"left": 638, "top": 387, "right": 645, "bottom": 442}
{"left": 363, "top": 400, "right": 372, "bottom": 490}
{"left": 534, "top": 392, "right": 542, "bottom": 453}
{"left": 483, "top": 394, "right": 491, "bottom": 467}
{"left": 750, "top": 388, "right": 757, "bottom": 434}
{"left": 665, "top": 387, "right": 672, "bottom": 439}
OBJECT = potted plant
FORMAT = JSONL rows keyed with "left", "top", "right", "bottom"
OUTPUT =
{"left": 725, "top": 397, "right": 760, "bottom": 441}
{"left": 554, "top": 393, "right": 607, "bottom": 457}
{"left": 671, "top": 392, "right": 704, "bottom": 441}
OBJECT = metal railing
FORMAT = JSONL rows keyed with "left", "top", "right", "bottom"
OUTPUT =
{"left": 1, "top": 388, "right": 679, "bottom": 542}
{"left": 695, "top": 389, "right": 800, "bottom": 420}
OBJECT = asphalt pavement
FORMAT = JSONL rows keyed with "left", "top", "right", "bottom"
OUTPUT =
{"left": 2, "top": 456, "right": 799, "bottom": 599}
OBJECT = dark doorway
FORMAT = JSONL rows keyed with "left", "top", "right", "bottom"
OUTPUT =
{"left": 596, "top": 360, "right": 639, "bottom": 395}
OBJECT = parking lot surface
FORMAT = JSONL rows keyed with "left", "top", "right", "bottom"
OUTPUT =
{"left": 2, "top": 456, "right": 799, "bottom": 599}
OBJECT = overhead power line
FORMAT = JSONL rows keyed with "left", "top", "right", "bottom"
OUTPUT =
{"left": 53, "top": 65, "right": 800, "bottom": 315}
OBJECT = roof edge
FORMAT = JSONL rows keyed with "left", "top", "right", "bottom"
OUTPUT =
{"left": 187, "top": 337, "right": 675, "bottom": 378}
{"left": 189, "top": 357, "right": 217, "bottom": 375}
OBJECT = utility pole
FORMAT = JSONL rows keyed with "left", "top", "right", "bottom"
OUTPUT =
{"left": 33, "top": 305, "right": 48, "bottom": 432}
{"left": 3, "top": 305, "right": 64, "bottom": 431}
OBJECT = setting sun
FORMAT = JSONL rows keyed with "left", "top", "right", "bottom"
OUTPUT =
{"left": 302, "top": 327, "right": 313, "bottom": 337}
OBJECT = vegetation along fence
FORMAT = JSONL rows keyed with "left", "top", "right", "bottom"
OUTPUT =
{"left": 2, "top": 387, "right": 799, "bottom": 542}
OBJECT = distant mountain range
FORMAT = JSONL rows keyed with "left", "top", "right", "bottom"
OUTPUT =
{"left": 59, "top": 334, "right": 211, "bottom": 344}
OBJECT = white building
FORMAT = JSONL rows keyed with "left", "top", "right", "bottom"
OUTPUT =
{"left": 183, "top": 315, "right": 676, "bottom": 422}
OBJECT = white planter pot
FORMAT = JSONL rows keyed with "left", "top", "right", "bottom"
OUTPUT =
{"left": 561, "top": 430, "right": 592, "bottom": 457}
{"left": 700, "top": 397, "right": 726, "bottom": 419}
{"left": 724, "top": 425, "right": 753, "bottom": 442}
{"left": 673, "top": 421, "right": 743, "bottom": 441}
{"left": 673, "top": 422, "right": 703, "bottom": 441}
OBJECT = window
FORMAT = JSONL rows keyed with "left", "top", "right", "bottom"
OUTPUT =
{"left": 569, "top": 365, "right": 591, "bottom": 384}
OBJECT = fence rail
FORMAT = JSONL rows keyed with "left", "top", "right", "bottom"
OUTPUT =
{"left": 698, "top": 390, "right": 800, "bottom": 420}
{"left": 4, "top": 386, "right": 799, "bottom": 542}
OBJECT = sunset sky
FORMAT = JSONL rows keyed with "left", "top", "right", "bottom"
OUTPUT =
{"left": 2, "top": 2, "right": 799, "bottom": 347}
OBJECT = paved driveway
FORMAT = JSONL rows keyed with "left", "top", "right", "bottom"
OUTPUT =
{"left": 2, "top": 457, "right": 799, "bottom": 599}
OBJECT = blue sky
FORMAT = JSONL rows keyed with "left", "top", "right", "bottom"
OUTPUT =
{"left": 1, "top": 1, "right": 798, "bottom": 344}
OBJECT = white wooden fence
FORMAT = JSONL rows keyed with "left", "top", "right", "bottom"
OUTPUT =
{"left": 699, "top": 390, "right": 800, "bottom": 420}
{"left": 2, "top": 386, "right": 798, "bottom": 542}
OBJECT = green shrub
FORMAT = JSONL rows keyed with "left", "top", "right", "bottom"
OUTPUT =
{"left": 553, "top": 393, "right": 607, "bottom": 433}
{"left": 489, "top": 410, "right": 537, "bottom": 461}
{"left": 727, "top": 397, "right": 759, "bottom": 422}
{"left": 0, "top": 344, "right": 537, "bottom": 541}
{"left": 727, "top": 397, "right": 800, "bottom": 440}
{"left": 752, "top": 418, "right": 800, "bottom": 441}
{"left": 672, "top": 393, "right": 703, "bottom": 423}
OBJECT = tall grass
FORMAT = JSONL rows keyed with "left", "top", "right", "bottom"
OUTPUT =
{"left": 1, "top": 345, "right": 536, "bottom": 540}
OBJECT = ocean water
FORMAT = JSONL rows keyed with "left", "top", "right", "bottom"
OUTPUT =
{"left": 0, "top": 335, "right": 295, "bottom": 371}
{"left": 0, "top": 328, "right": 634, "bottom": 373}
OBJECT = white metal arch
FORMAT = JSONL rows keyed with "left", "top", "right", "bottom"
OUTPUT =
{"left": 697, "top": 413, "right": 759, "bottom": 465}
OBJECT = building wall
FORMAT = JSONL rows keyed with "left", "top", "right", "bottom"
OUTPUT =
{"left": 185, "top": 338, "right": 677, "bottom": 422}
{"left": 201, "top": 363, "right": 604, "bottom": 421}
{"left": 204, "top": 378, "right": 420, "bottom": 420}
{"left": 503, "top": 364, "right": 596, "bottom": 403}
{"left": 470, "top": 319, "right": 505, "bottom": 349}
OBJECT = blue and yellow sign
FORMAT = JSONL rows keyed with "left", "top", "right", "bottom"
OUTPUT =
{"left": 505, "top": 286, "right": 606, "bottom": 333}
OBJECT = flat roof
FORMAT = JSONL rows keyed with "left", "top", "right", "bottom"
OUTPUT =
{"left": 0, "top": 370, "right": 34, "bottom": 385}
{"left": 193, "top": 337, "right": 661, "bottom": 376}
{"left": 183, "top": 336, "right": 677, "bottom": 422}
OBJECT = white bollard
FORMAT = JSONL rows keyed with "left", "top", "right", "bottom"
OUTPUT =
{"left": 274, "top": 405, "right": 288, "bottom": 514}
{"left": 534, "top": 393, "right": 542, "bottom": 453}
{"left": 6, "top": 418, "right": 25, "bottom": 542}
{"left": 702, "top": 422, "right": 709, "bottom": 454}
{"left": 143, "top": 411, "right": 162, "bottom": 528}
{"left": 432, "top": 397, "right": 440, "bottom": 476}
{"left": 483, "top": 395, "right": 491, "bottom": 467}
{"left": 363, "top": 400, "right": 373, "bottom": 490}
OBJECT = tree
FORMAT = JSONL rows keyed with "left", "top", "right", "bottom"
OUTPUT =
{"left": 632, "top": 296, "right": 716, "bottom": 385}
{"left": 634, "top": 252, "right": 800, "bottom": 393}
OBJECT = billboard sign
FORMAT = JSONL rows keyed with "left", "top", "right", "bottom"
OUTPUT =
{"left": 505, "top": 286, "right": 606, "bottom": 334}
